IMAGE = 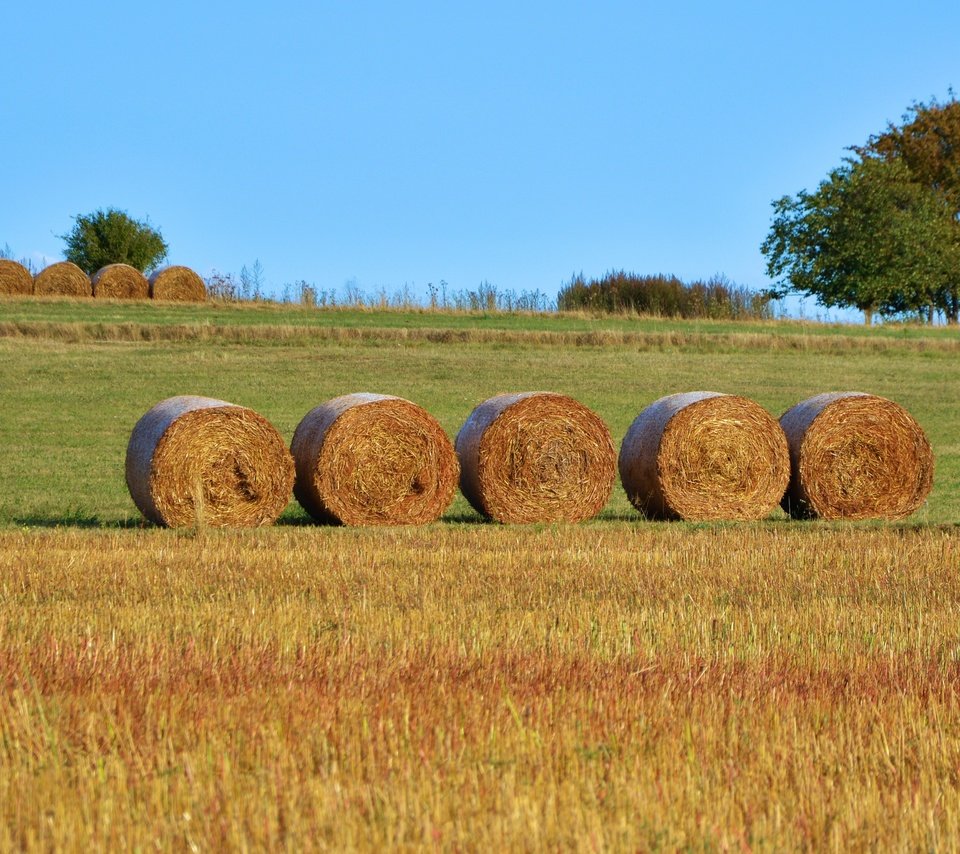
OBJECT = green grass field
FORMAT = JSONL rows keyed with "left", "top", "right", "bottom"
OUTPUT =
{"left": 1, "top": 297, "right": 958, "bottom": 526}
{"left": 1, "top": 297, "right": 959, "bottom": 850}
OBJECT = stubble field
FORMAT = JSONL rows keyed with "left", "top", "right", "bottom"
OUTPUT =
{"left": 1, "top": 298, "right": 959, "bottom": 850}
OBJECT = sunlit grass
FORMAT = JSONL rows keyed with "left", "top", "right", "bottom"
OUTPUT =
{"left": 1, "top": 525, "right": 958, "bottom": 849}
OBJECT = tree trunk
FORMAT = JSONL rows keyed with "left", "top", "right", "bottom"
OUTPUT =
{"left": 863, "top": 307, "right": 873, "bottom": 326}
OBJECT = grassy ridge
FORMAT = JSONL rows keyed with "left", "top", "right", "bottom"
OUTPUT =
{"left": 3, "top": 295, "right": 960, "bottom": 339}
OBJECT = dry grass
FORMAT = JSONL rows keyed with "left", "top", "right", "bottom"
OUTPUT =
{"left": 781, "top": 392, "right": 935, "bottom": 520}
{"left": 291, "top": 394, "right": 459, "bottom": 525}
{"left": 3, "top": 317, "right": 960, "bottom": 354}
{"left": 456, "top": 393, "right": 616, "bottom": 523}
{"left": 619, "top": 392, "right": 791, "bottom": 520}
{"left": 126, "top": 396, "right": 294, "bottom": 527}
{"left": 1, "top": 525, "right": 959, "bottom": 850}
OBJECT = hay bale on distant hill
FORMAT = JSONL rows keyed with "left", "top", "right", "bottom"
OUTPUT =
{"left": 0, "top": 259, "right": 33, "bottom": 296}
{"left": 619, "top": 392, "right": 790, "bottom": 521}
{"left": 91, "top": 263, "right": 149, "bottom": 299}
{"left": 149, "top": 265, "right": 207, "bottom": 302}
{"left": 780, "top": 392, "right": 934, "bottom": 520}
{"left": 33, "top": 262, "right": 91, "bottom": 297}
{"left": 126, "top": 395, "right": 294, "bottom": 527}
{"left": 456, "top": 392, "right": 616, "bottom": 524}
{"left": 291, "top": 393, "right": 459, "bottom": 526}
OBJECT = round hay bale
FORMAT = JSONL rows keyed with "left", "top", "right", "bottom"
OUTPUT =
{"left": 149, "top": 265, "right": 207, "bottom": 302}
{"left": 0, "top": 259, "right": 33, "bottom": 296}
{"left": 91, "top": 263, "right": 149, "bottom": 299}
{"left": 291, "top": 393, "right": 459, "bottom": 526}
{"left": 779, "top": 392, "right": 934, "bottom": 520}
{"left": 33, "top": 261, "right": 91, "bottom": 297}
{"left": 619, "top": 392, "right": 790, "bottom": 521}
{"left": 456, "top": 392, "right": 616, "bottom": 524}
{"left": 126, "top": 395, "right": 294, "bottom": 528}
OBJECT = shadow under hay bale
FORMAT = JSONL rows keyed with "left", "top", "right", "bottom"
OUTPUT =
{"left": 0, "top": 259, "right": 33, "bottom": 296}
{"left": 126, "top": 395, "right": 294, "bottom": 528}
{"left": 149, "top": 265, "right": 207, "bottom": 302}
{"left": 291, "top": 393, "right": 459, "bottom": 526}
{"left": 456, "top": 392, "right": 616, "bottom": 524}
{"left": 619, "top": 392, "right": 790, "bottom": 521}
{"left": 92, "top": 263, "right": 149, "bottom": 299}
{"left": 780, "top": 392, "right": 934, "bottom": 520}
{"left": 33, "top": 261, "right": 91, "bottom": 297}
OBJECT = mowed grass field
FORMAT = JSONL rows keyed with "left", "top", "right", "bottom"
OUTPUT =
{"left": 1, "top": 297, "right": 959, "bottom": 850}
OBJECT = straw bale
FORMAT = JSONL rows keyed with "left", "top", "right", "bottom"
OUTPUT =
{"left": 0, "top": 259, "right": 33, "bottom": 296}
{"left": 91, "top": 263, "right": 149, "bottom": 299}
{"left": 149, "top": 265, "right": 207, "bottom": 302}
{"left": 33, "top": 261, "right": 91, "bottom": 297}
{"left": 780, "top": 392, "right": 933, "bottom": 520}
{"left": 291, "top": 394, "right": 459, "bottom": 525}
{"left": 126, "top": 395, "right": 294, "bottom": 527}
{"left": 456, "top": 392, "right": 616, "bottom": 524}
{"left": 619, "top": 392, "right": 790, "bottom": 521}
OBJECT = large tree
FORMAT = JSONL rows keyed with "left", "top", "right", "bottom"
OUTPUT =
{"left": 762, "top": 152, "right": 960, "bottom": 325}
{"left": 60, "top": 208, "right": 168, "bottom": 274}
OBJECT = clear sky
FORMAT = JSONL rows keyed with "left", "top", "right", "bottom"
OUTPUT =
{"left": 2, "top": 1, "right": 958, "bottom": 315}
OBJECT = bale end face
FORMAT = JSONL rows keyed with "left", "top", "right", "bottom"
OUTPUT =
{"left": 149, "top": 266, "right": 207, "bottom": 302}
{"left": 0, "top": 259, "right": 33, "bottom": 296}
{"left": 456, "top": 392, "right": 616, "bottom": 524}
{"left": 619, "top": 392, "right": 790, "bottom": 521}
{"left": 33, "top": 262, "right": 92, "bottom": 297}
{"left": 780, "top": 392, "right": 934, "bottom": 520}
{"left": 291, "top": 393, "right": 459, "bottom": 526}
{"left": 126, "top": 396, "right": 294, "bottom": 527}
{"left": 92, "top": 264, "right": 150, "bottom": 299}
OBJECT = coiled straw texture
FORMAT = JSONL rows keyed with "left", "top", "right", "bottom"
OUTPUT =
{"left": 291, "top": 393, "right": 459, "bottom": 526}
{"left": 0, "top": 259, "right": 33, "bottom": 296}
{"left": 92, "top": 264, "right": 149, "bottom": 299}
{"left": 619, "top": 392, "right": 790, "bottom": 521}
{"left": 780, "top": 392, "right": 934, "bottom": 520}
{"left": 456, "top": 392, "right": 616, "bottom": 524}
{"left": 149, "top": 266, "right": 207, "bottom": 302}
{"left": 34, "top": 262, "right": 91, "bottom": 297}
{"left": 126, "top": 395, "right": 294, "bottom": 527}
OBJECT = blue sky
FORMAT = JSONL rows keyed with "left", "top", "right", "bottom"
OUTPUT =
{"left": 2, "top": 1, "right": 958, "bottom": 316}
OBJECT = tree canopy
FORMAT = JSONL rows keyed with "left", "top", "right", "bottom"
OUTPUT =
{"left": 762, "top": 95, "right": 960, "bottom": 324}
{"left": 61, "top": 208, "right": 168, "bottom": 274}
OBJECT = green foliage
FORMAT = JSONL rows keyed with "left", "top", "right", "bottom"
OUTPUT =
{"left": 855, "top": 92, "right": 960, "bottom": 216}
{"left": 765, "top": 95, "right": 960, "bottom": 324}
{"left": 762, "top": 157, "right": 960, "bottom": 324}
{"left": 557, "top": 270, "right": 773, "bottom": 319}
{"left": 60, "top": 207, "right": 169, "bottom": 274}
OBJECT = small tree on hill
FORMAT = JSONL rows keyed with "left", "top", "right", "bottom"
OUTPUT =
{"left": 60, "top": 208, "right": 168, "bottom": 274}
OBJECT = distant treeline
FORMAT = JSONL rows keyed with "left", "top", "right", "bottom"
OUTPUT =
{"left": 557, "top": 271, "right": 774, "bottom": 319}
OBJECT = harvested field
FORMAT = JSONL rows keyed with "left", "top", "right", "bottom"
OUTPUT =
{"left": 1, "top": 524, "right": 959, "bottom": 850}
{"left": 0, "top": 300, "right": 958, "bottom": 848}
